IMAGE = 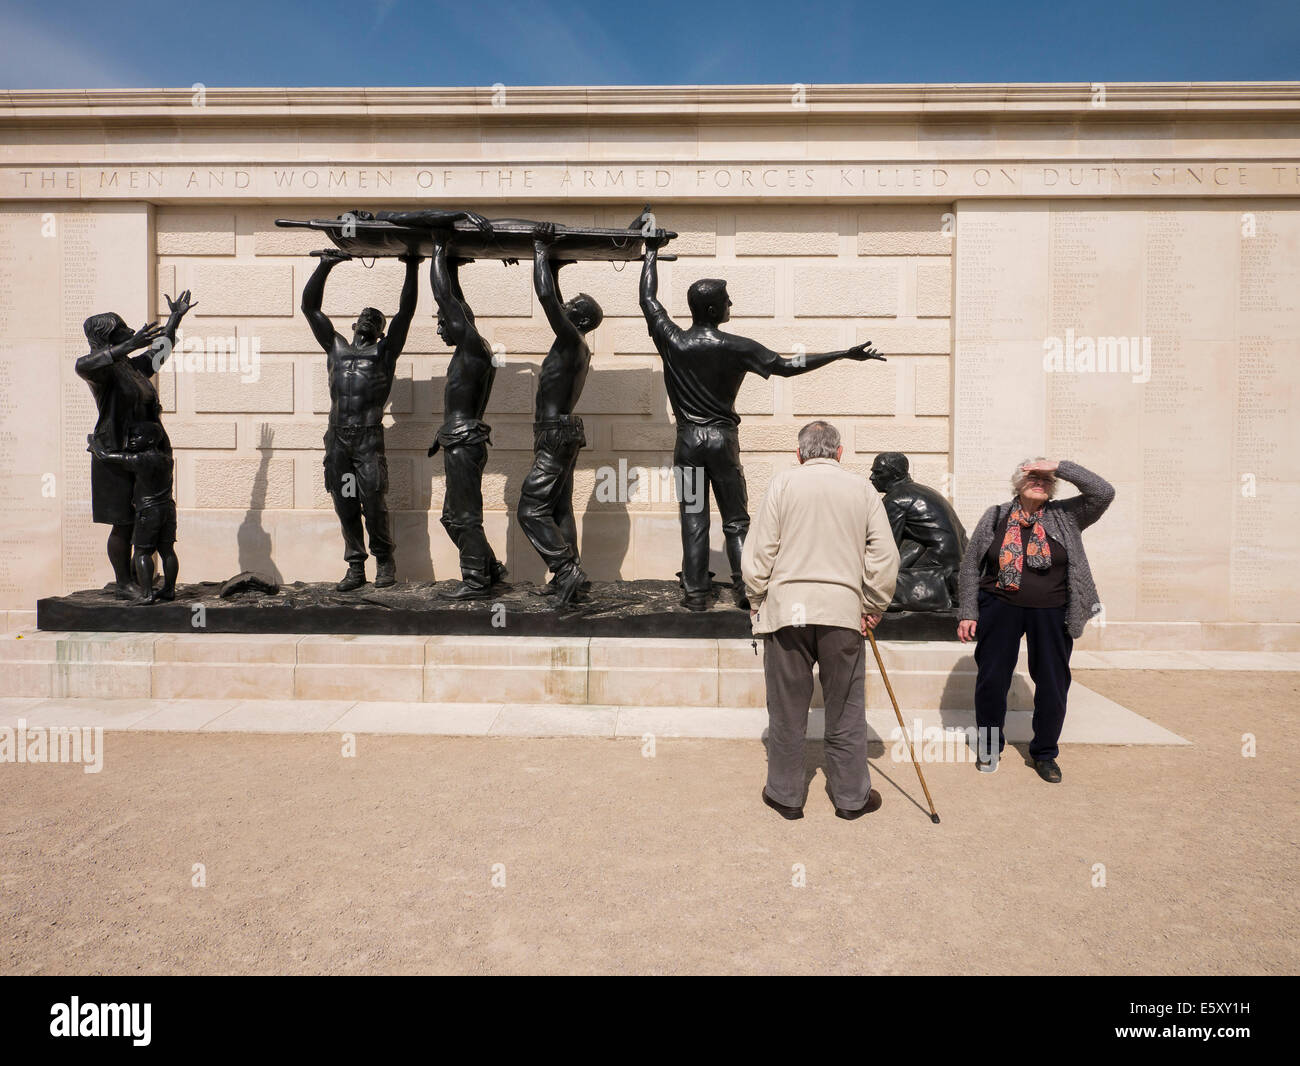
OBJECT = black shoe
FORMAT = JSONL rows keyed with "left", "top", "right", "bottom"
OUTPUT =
{"left": 373, "top": 558, "right": 397, "bottom": 588}
{"left": 835, "top": 789, "right": 883, "bottom": 820}
{"left": 336, "top": 565, "right": 367, "bottom": 592}
{"left": 438, "top": 581, "right": 496, "bottom": 601}
{"left": 1032, "top": 757, "right": 1062, "bottom": 783}
{"left": 762, "top": 789, "right": 803, "bottom": 820}
{"left": 683, "top": 588, "right": 715, "bottom": 612}
{"left": 730, "top": 583, "right": 751, "bottom": 611}
{"left": 975, "top": 749, "right": 1001, "bottom": 774}
{"left": 553, "top": 565, "right": 588, "bottom": 606}
{"left": 488, "top": 561, "right": 509, "bottom": 586}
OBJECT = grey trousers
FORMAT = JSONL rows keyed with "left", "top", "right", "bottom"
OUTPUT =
{"left": 763, "top": 624, "right": 870, "bottom": 810}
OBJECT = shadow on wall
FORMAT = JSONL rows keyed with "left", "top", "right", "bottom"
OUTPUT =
{"left": 495, "top": 363, "right": 653, "bottom": 583}
{"left": 391, "top": 394, "right": 433, "bottom": 582}
{"left": 237, "top": 424, "right": 284, "bottom": 583}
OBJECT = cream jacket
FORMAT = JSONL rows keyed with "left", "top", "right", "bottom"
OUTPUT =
{"left": 741, "top": 457, "right": 900, "bottom": 635}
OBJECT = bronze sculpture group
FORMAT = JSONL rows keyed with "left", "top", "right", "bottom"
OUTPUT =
{"left": 78, "top": 206, "right": 967, "bottom": 613}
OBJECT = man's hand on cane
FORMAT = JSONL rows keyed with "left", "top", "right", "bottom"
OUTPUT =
{"left": 861, "top": 613, "right": 881, "bottom": 636}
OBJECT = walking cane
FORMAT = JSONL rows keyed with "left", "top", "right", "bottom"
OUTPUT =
{"left": 866, "top": 628, "right": 940, "bottom": 824}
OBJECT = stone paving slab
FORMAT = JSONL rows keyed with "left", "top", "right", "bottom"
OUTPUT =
{"left": 0, "top": 680, "right": 1189, "bottom": 745}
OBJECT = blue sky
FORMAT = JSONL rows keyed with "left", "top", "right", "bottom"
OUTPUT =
{"left": 1, "top": 0, "right": 1297, "bottom": 88}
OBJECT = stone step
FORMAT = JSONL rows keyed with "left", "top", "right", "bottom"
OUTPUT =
{"left": 0, "top": 630, "right": 1279, "bottom": 736}
{"left": 0, "top": 629, "right": 1028, "bottom": 709}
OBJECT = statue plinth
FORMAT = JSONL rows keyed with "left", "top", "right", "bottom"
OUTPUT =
{"left": 37, "top": 580, "right": 957, "bottom": 640}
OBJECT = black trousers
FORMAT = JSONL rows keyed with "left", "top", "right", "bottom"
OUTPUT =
{"left": 324, "top": 425, "right": 393, "bottom": 566}
{"left": 763, "top": 625, "right": 870, "bottom": 810}
{"left": 441, "top": 438, "right": 501, "bottom": 587}
{"left": 517, "top": 417, "right": 585, "bottom": 576}
{"left": 674, "top": 424, "right": 749, "bottom": 597}
{"left": 973, "top": 589, "right": 1073, "bottom": 761}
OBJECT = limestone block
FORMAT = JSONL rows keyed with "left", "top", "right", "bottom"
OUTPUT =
{"left": 423, "top": 636, "right": 588, "bottom": 703}
{"left": 917, "top": 259, "right": 953, "bottom": 317}
{"left": 155, "top": 209, "right": 236, "bottom": 255}
{"left": 629, "top": 514, "right": 696, "bottom": 579}
{"left": 382, "top": 421, "right": 440, "bottom": 451}
{"left": 166, "top": 420, "right": 237, "bottom": 449}
{"left": 193, "top": 262, "right": 293, "bottom": 316}
{"left": 194, "top": 457, "right": 294, "bottom": 508}
{"left": 603, "top": 319, "right": 661, "bottom": 356}
{"left": 488, "top": 421, "right": 536, "bottom": 451}
{"left": 247, "top": 208, "right": 321, "bottom": 256}
{"left": 737, "top": 423, "right": 807, "bottom": 451}
{"left": 589, "top": 637, "right": 718, "bottom": 707}
{"left": 297, "top": 664, "right": 423, "bottom": 702}
{"left": 790, "top": 361, "right": 898, "bottom": 415}
{"left": 577, "top": 360, "right": 655, "bottom": 414}
{"left": 611, "top": 421, "right": 676, "bottom": 452}
{"left": 853, "top": 322, "right": 951, "bottom": 355}
{"left": 858, "top": 206, "right": 954, "bottom": 255}
{"left": 557, "top": 260, "right": 646, "bottom": 318}
{"left": 156, "top": 362, "right": 177, "bottom": 411}
{"left": 794, "top": 261, "right": 900, "bottom": 317}
{"left": 914, "top": 358, "right": 951, "bottom": 415}
{"left": 193, "top": 360, "right": 294, "bottom": 413}
{"left": 649, "top": 206, "right": 717, "bottom": 256}
{"left": 735, "top": 207, "right": 839, "bottom": 256}
{"left": 455, "top": 260, "right": 533, "bottom": 317}
{"left": 153, "top": 661, "right": 295, "bottom": 700}
{"left": 50, "top": 662, "right": 152, "bottom": 699}
{"left": 254, "top": 421, "right": 324, "bottom": 450}
{"left": 488, "top": 323, "right": 563, "bottom": 357}
{"left": 153, "top": 633, "right": 299, "bottom": 663}
{"left": 8, "top": 662, "right": 53, "bottom": 698}
{"left": 851, "top": 417, "right": 949, "bottom": 454}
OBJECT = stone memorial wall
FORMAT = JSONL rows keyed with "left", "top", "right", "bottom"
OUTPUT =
{"left": 0, "top": 84, "right": 1297, "bottom": 645}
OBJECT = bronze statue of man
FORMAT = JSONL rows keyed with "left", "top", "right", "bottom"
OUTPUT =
{"left": 870, "top": 451, "right": 968, "bottom": 611}
{"left": 517, "top": 222, "right": 603, "bottom": 605}
{"left": 377, "top": 209, "right": 506, "bottom": 599}
{"left": 76, "top": 290, "right": 195, "bottom": 597}
{"left": 640, "top": 230, "right": 885, "bottom": 611}
{"left": 301, "top": 249, "right": 421, "bottom": 591}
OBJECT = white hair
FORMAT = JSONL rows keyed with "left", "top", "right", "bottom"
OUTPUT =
{"left": 1011, "top": 456, "right": 1057, "bottom": 498}
{"left": 797, "top": 420, "right": 841, "bottom": 460}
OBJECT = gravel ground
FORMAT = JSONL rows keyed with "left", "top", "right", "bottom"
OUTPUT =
{"left": 2, "top": 669, "right": 1296, "bottom": 975}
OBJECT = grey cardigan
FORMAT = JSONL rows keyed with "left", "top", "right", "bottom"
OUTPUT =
{"left": 957, "top": 461, "right": 1115, "bottom": 639}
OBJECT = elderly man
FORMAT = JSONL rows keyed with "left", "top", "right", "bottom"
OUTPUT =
{"left": 742, "top": 421, "right": 900, "bottom": 821}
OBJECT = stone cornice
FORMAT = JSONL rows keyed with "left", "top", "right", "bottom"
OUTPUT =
{"left": 3, "top": 83, "right": 1300, "bottom": 124}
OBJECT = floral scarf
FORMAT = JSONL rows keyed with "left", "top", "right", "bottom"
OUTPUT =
{"left": 996, "top": 504, "right": 1052, "bottom": 591}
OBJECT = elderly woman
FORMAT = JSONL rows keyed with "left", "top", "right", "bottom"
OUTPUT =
{"left": 956, "top": 458, "right": 1114, "bottom": 782}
